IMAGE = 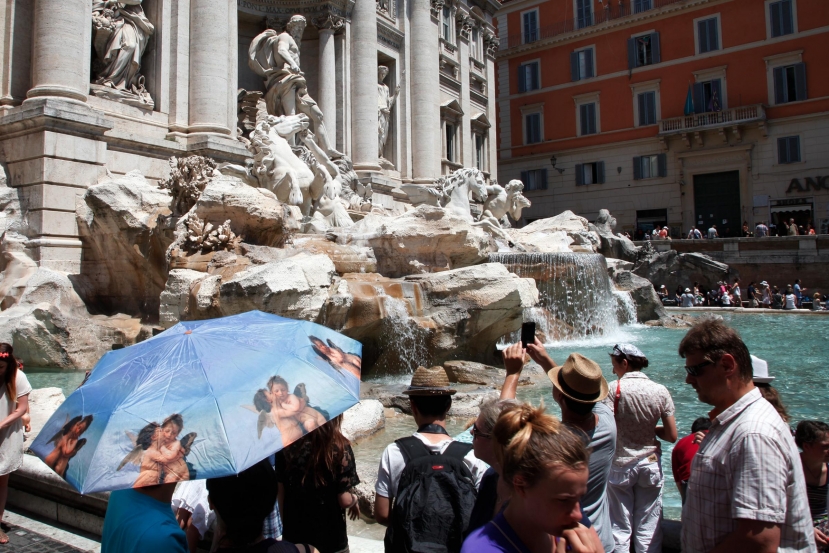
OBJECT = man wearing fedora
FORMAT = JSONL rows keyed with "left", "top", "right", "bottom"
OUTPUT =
{"left": 515, "top": 341, "right": 617, "bottom": 553}
{"left": 374, "top": 366, "right": 488, "bottom": 549}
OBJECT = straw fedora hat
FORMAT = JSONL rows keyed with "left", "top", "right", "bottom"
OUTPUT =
{"left": 548, "top": 353, "right": 609, "bottom": 404}
{"left": 403, "top": 366, "right": 458, "bottom": 396}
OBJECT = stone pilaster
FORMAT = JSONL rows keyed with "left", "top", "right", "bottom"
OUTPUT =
{"left": 315, "top": 14, "right": 344, "bottom": 151}
{"left": 411, "top": 0, "right": 441, "bottom": 182}
{"left": 188, "top": 0, "right": 234, "bottom": 136}
{"left": 350, "top": 0, "right": 381, "bottom": 172}
{"left": 26, "top": 0, "right": 92, "bottom": 103}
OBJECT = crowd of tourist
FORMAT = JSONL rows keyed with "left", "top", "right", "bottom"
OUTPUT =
{"left": 658, "top": 277, "right": 828, "bottom": 311}
{"left": 636, "top": 218, "right": 821, "bottom": 241}
{"left": 2, "top": 317, "right": 829, "bottom": 552}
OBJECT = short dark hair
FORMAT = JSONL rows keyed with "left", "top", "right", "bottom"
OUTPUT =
{"left": 678, "top": 319, "right": 752, "bottom": 383}
{"left": 611, "top": 354, "right": 648, "bottom": 371}
{"left": 795, "top": 420, "right": 829, "bottom": 448}
{"left": 207, "top": 459, "right": 277, "bottom": 545}
{"left": 562, "top": 395, "right": 595, "bottom": 416}
{"left": 691, "top": 417, "right": 712, "bottom": 433}
{"left": 410, "top": 395, "right": 452, "bottom": 418}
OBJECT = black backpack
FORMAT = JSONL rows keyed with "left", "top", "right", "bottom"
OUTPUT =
{"left": 384, "top": 437, "right": 478, "bottom": 553}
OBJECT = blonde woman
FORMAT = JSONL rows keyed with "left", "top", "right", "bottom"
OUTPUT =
{"left": 462, "top": 403, "right": 603, "bottom": 553}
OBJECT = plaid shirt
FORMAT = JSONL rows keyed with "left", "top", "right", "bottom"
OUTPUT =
{"left": 681, "top": 388, "right": 815, "bottom": 552}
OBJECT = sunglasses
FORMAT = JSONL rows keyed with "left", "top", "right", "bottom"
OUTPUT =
{"left": 684, "top": 359, "right": 714, "bottom": 377}
{"left": 470, "top": 423, "right": 491, "bottom": 440}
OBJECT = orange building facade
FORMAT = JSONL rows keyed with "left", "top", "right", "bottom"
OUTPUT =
{"left": 495, "top": 0, "right": 829, "bottom": 237}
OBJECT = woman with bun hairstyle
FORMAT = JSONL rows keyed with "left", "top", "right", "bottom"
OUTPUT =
{"left": 461, "top": 403, "right": 603, "bottom": 553}
{"left": 0, "top": 343, "right": 31, "bottom": 544}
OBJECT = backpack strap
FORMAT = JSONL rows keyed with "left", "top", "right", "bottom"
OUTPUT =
{"left": 395, "top": 436, "right": 433, "bottom": 465}
{"left": 443, "top": 441, "right": 473, "bottom": 462}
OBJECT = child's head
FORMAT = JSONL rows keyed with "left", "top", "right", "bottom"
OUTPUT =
{"left": 161, "top": 414, "right": 184, "bottom": 441}
{"left": 253, "top": 389, "right": 271, "bottom": 412}
{"left": 267, "top": 376, "right": 289, "bottom": 400}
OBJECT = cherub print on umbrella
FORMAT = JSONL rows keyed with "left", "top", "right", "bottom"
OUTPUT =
{"left": 117, "top": 414, "right": 198, "bottom": 486}
{"left": 43, "top": 415, "right": 93, "bottom": 478}
{"left": 247, "top": 376, "right": 329, "bottom": 446}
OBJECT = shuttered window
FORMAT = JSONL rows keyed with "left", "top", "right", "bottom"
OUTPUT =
{"left": 697, "top": 17, "right": 719, "bottom": 54}
{"left": 633, "top": 154, "right": 667, "bottom": 180}
{"left": 576, "top": 0, "right": 593, "bottom": 29}
{"left": 692, "top": 79, "right": 723, "bottom": 114}
{"left": 579, "top": 103, "right": 597, "bottom": 135}
{"left": 627, "top": 33, "right": 660, "bottom": 69}
{"left": 777, "top": 136, "right": 801, "bottom": 164}
{"left": 523, "top": 10, "right": 539, "bottom": 43}
{"left": 524, "top": 113, "right": 542, "bottom": 144}
{"left": 769, "top": 0, "right": 794, "bottom": 38}
{"left": 521, "top": 169, "right": 548, "bottom": 190}
{"left": 570, "top": 48, "right": 595, "bottom": 82}
{"left": 575, "top": 162, "right": 605, "bottom": 186}
{"left": 633, "top": 0, "right": 652, "bottom": 13}
{"left": 773, "top": 63, "right": 807, "bottom": 104}
{"left": 638, "top": 92, "right": 657, "bottom": 126}
{"left": 517, "top": 62, "right": 540, "bottom": 93}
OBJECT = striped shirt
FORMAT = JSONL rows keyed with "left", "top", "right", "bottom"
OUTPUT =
{"left": 681, "top": 388, "right": 816, "bottom": 552}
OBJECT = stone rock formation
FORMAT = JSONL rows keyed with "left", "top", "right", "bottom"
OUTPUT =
{"left": 341, "top": 399, "right": 385, "bottom": 441}
{"left": 508, "top": 210, "right": 600, "bottom": 253}
{"left": 443, "top": 360, "right": 533, "bottom": 388}
{"left": 25, "top": 387, "right": 66, "bottom": 442}
{"left": 633, "top": 250, "right": 738, "bottom": 294}
{"left": 612, "top": 270, "right": 667, "bottom": 323}
{"left": 77, "top": 170, "right": 174, "bottom": 315}
{"left": 589, "top": 209, "right": 639, "bottom": 262}
{"left": 330, "top": 205, "right": 493, "bottom": 277}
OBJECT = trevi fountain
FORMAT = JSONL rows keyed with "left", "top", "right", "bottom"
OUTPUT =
{"left": 0, "top": 0, "right": 716, "bottom": 543}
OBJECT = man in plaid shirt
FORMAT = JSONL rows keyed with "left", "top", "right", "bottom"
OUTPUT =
{"left": 678, "top": 319, "right": 815, "bottom": 552}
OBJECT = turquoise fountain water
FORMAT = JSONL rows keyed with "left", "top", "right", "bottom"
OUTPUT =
{"left": 517, "top": 312, "right": 829, "bottom": 520}
{"left": 26, "top": 313, "right": 829, "bottom": 521}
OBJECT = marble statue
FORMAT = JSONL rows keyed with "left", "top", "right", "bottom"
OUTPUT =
{"left": 479, "top": 180, "right": 531, "bottom": 228}
{"left": 433, "top": 168, "right": 488, "bottom": 221}
{"left": 91, "top": 0, "right": 155, "bottom": 107}
{"left": 378, "top": 66, "right": 402, "bottom": 160}
{"left": 248, "top": 15, "right": 341, "bottom": 158}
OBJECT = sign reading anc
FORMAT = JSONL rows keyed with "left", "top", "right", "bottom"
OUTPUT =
{"left": 786, "top": 177, "right": 829, "bottom": 193}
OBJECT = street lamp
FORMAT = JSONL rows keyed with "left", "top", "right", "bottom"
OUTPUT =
{"left": 550, "top": 155, "right": 565, "bottom": 174}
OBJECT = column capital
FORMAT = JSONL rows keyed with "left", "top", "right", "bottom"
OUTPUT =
{"left": 313, "top": 13, "right": 345, "bottom": 32}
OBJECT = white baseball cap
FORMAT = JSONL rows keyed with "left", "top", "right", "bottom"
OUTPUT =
{"left": 751, "top": 355, "right": 774, "bottom": 383}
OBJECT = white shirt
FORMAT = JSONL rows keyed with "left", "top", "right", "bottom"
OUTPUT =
{"left": 785, "top": 294, "right": 797, "bottom": 309}
{"left": 681, "top": 389, "right": 815, "bottom": 553}
{"left": 375, "top": 433, "right": 488, "bottom": 500}
{"left": 602, "top": 372, "right": 675, "bottom": 467}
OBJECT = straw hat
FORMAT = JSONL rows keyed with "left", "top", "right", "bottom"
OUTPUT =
{"left": 751, "top": 355, "right": 774, "bottom": 384}
{"left": 548, "top": 353, "right": 609, "bottom": 404}
{"left": 403, "top": 366, "right": 457, "bottom": 396}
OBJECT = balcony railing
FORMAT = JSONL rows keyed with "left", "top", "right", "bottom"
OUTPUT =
{"left": 501, "top": 0, "right": 686, "bottom": 50}
{"left": 659, "top": 105, "right": 766, "bottom": 135}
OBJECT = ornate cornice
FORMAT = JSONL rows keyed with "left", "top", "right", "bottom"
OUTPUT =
{"left": 237, "top": 0, "right": 354, "bottom": 20}
{"left": 313, "top": 13, "right": 345, "bottom": 31}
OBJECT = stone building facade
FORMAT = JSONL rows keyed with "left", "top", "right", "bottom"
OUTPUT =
{"left": 495, "top": 0, "right": 829, "bottom": 238}
{"left": 0, "top": 0, "right": 500, "bottom": 272}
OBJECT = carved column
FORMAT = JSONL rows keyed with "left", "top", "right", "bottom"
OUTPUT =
{"left": 350, "top": 0, "right": 381, "bottom": 172}
{"left": 27, "top": 0, "right": 92, "bottom": 102}
{"left": 188, "top": 0, "right": 234, "bottom": 135}
{"left": 411, "top": 0, "right": 441, "bottom": 181}
{"left": 315, "top": 15, "right": 343, "bottom": 151}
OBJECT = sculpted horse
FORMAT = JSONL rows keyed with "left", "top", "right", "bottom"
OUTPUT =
{"left": 247, "top": 114, "right": 334, "bottom": 215}
{"left": 438, "top": 167, "right": 488, "bottom": 222}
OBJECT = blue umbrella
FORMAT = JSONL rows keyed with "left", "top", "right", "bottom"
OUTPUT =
{"left": 30, "top": 311, "right": 362, "bottom": 494}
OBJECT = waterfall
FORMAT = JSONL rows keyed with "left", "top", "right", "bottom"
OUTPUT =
{"left": 490, "top": 252, "right": 633, "bottom": 346}
{"left": 373, "top": 288, "right": 429, "bottom": 375}
{"left": 613, "top": 290, "right": 637, "bottom": 325}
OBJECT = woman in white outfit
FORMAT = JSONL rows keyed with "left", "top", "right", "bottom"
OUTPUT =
{"left": 603, "top": 344, "right": 676, "bottom": 553}
{"left": 0, "top": 343, "right": 31, "bottom": 545}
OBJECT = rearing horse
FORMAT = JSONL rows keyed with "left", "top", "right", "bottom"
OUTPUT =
{"left": 439, "top": 167, "right": 487, "bottom": 222}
